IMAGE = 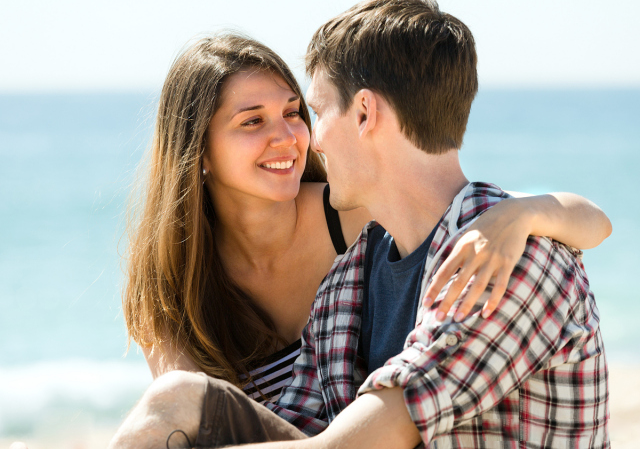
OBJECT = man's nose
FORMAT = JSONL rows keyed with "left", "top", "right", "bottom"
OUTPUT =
{"left": 269, "top": 119, "right": 297, "bottom": 148}
{"left": 310, "top": 128, "right": 322, "bottom": 154}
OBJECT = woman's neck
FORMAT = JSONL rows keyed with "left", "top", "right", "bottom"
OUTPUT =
{"left": 212, "top": 192, "right": 300, "bottom": 273}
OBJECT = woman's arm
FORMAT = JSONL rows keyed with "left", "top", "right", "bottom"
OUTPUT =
{"left": 423, "top": 192, "right": 611, "bottom": 321}
{"left": 505, "top": 191, "right": 612, "bottom": 249}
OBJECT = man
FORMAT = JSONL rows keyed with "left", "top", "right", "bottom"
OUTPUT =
{"left": 109, "top": 1, "right": 610, "bottom": 447}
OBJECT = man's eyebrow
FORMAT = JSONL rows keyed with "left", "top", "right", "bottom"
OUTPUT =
{"left": 232, "top": 96, "right": 300, "bottom": 118}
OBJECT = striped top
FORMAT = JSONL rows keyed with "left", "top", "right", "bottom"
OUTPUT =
{"left": 241, "top": 339, "right": 302, "bottom": 403}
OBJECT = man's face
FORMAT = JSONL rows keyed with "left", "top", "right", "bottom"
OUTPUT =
{"left": 306, "top": 70, "right": 365, "bottom": 211}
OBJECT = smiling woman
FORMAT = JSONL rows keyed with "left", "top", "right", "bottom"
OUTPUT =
{"left": 204, "top": 70, "right": 310, "bottom": 204}
{"left": 122, "top": 33, "right": 336, "bottom": 394}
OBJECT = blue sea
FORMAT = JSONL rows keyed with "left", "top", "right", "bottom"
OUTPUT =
{"left": 0, "top": 89, "right": 638, "bottom": 438}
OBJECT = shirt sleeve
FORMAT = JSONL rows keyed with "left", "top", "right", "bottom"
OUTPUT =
{"left": 357, "top": 236, "right": 586, "bottom": 444}
{"left": 265, "top": 309, "right": 329, "bottom": 436}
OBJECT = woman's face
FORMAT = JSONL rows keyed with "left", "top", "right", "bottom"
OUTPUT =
{"left": 203, "top": 70, "right": 310, "bottom": 205}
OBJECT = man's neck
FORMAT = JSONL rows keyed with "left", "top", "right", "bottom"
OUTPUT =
{"left": 364, "top": 147, "right": 469, "bottom": 259}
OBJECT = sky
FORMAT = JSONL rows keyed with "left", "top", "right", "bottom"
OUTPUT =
{"left": 0, "top": 0, "right": 639, "bottom": 93}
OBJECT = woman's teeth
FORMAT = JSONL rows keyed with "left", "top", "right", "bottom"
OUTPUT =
{"left": 262, "top": 160, "right": 294, "bottom": 170}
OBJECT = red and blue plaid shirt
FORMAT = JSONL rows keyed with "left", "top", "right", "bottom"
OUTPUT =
{"left": 267, "top": 182, "right": 610, "bottom": 448}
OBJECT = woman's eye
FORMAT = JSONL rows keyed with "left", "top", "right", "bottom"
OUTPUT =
{"left": 241, "top": 118, "right": 262, "bottom": 126}
{"left": 285, "top": 110, "right": 301, "bottom": 118}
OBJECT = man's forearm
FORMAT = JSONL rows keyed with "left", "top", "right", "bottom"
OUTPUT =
{"left": 228, "top": 388, "right": 421, "bottom": 449}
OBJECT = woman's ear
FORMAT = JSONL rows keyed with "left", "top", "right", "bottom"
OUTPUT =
{"left": 355, "top": 89, "right": 377, "bottom": 139}
{"left": 201, "top": 150, "right": 212, "bottom": 176}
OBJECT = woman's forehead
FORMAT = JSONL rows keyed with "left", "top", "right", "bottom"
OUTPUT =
{"left": 219, "top": 70, "right": 296, "bottom": 110}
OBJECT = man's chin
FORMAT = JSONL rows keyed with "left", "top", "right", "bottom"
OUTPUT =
{"left": 328, "top": 191, "right": 360, "bottom": 212}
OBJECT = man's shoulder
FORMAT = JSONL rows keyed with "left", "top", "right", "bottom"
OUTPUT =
{"left": 510, "top": 234, "right": 591, "bottom": 311}
{"left": 457, "top": 182, "right": 511, "bottom": 226}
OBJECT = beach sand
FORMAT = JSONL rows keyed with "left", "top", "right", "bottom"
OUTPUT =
{"left": 608, "top": 364, "right": 640, "bottom": 448}
{"left": 2, "top": 363, "right": 638, "bottom": 448}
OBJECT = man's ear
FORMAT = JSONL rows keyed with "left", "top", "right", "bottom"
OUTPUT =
{"left": 354, "top": 89, "right": 377, "bottom": 139}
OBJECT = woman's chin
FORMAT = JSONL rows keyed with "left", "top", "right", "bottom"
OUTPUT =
{"left": 269, "top": 184, "right": 301, "bottom": 203}
{"left": 259, "top": 175, "right": 302, "bottom": 202}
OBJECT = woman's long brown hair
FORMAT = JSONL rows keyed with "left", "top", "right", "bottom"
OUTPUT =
{"left": 123, "top": 33, "right": 326, "bottom": 387}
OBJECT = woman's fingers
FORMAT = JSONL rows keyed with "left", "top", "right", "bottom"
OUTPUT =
{"left": 452, "top": 267, "right": 495, "bottom": 322}
{"left": 423, "top": 225, "right": 525, "bottom": 322}
{"left": 481, "top": 269, "right": 511, "bottom": 318}
{"left": 423, "top": 249, "right": 465, "bottom": 308}
{"left": 434, "top": 262, "right": 479, "bottom": 321}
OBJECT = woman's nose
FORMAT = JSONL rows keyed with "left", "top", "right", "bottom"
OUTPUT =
{"left": 269, "top": 119, "right": 297, "bottom": 148}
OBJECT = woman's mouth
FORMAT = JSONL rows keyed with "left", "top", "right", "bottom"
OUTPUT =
{"left": 260, "top": 160, "right": 294, "bottom": 170}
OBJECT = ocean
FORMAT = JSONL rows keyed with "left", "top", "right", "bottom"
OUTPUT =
{"left": 1, "top": 89, "right": 638, "bottom": 438}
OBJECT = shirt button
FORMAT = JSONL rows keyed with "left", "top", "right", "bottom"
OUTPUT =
{"left": 445, "top": 334, "right": 458, "bottom": 347}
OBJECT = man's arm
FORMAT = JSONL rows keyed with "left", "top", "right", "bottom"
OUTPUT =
{"left": 236, "top": 387, "right": 419, "bottom": 449}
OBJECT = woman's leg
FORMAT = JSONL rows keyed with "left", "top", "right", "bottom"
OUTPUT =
{"left": 109, "top": 370, "right": 306, "bottom": 448}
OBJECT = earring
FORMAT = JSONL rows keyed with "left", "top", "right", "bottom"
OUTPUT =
{"left": 202, "top": 168, "right": 208, "bottom": 185}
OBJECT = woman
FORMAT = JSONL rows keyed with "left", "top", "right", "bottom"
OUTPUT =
{"left": 123, "top": 33, "right": 611, "bottom": 403}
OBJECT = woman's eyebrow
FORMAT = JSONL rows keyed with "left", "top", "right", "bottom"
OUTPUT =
{"left": 232, "top": 104, "right": 263, "bottom": 118}
{"left": 232, "top": 96, "right": 300, "bottom": 118}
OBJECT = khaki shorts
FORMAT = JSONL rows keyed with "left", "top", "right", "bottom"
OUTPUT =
{"left": 193, "top": 374, "right": 307, "bottom": 448}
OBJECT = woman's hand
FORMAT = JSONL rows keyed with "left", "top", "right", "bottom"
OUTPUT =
{"left": 423, "top": 192, "right": 611, "bottom": 322}
{"left": 423, "top": 198, "right": 530, "bottom": 322}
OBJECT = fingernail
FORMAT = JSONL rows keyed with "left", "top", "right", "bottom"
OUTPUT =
{"left": 482, "top": 309, "right": 492, "bottom": 318}
{"left": 454, "top": 312, "right": 464, "bottom": 322}
{"left": 436, "top": 311, "right": 445, "bottom": 322}
{"left": 424, "top": 296, "right": 433, "bottom": 306}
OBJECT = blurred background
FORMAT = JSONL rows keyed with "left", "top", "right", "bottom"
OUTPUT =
{"left": 1, "top": 0, "right": 638, "bottom": 447}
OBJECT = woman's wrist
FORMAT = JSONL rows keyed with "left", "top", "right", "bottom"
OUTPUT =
{"left": 499, "top": 197, "right": 537, "bottom": 236}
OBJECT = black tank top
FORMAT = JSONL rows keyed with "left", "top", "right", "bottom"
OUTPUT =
{"left": 323, "top": 184, "right": 348, "bottom": 254}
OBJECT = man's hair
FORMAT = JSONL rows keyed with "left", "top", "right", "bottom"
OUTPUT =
{"left": 306, "top": 0, "right": 478, "bottom": 153}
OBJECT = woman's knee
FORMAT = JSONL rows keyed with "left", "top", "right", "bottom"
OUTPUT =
{"left": 144, "top": 370, "right": 207, "bottom": 409}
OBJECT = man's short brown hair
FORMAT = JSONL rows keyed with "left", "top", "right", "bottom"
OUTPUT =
{"left": 306, "top": 0, "right": 478, "bottom": 154}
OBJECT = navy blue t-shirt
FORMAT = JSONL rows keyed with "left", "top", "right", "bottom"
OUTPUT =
{"left": 361, "top": 224, "right": 437, "bottom": 373}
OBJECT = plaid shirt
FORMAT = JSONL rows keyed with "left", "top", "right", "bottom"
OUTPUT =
{"left": 267, "top": 182, "right": 610, "bottom": 448}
